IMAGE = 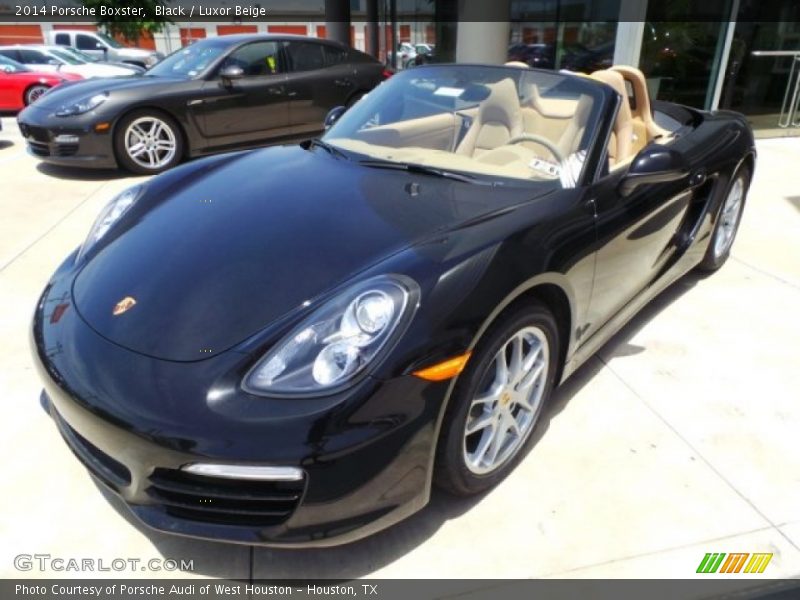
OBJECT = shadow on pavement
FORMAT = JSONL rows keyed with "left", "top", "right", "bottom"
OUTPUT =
{"left": 0, "top": 140, "right": 14, "bottom": 151}
{"left": 95, "top": 271, "right": 705, "bottom": 579}
{"left": 36, "top": 162, "right": 135, "bottom": 182}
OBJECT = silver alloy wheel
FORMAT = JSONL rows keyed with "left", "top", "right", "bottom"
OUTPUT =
{"left": 713, "top": 176, "right": 744, "bottom": 259}
{"left": 25, "top": 85, "right": 49, "bottom": 105}
{"left": 463, "top": 325, "right": 549, "bottom": 475}
{"left": 124, "top": 116, "right": 177, "bottom": 171}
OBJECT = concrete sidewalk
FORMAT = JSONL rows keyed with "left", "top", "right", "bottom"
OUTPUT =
{"left": 0, "top": 117, "right": 798, "bottom": 580}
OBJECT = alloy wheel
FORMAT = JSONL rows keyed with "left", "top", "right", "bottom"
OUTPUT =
{"left": 25, "top": 85, "right": 49, "bottom": 105}
{"left": 463, "top": 325, "right": 549, "bottom": 475}
{"left": 124, "top": 116, "right": 177, "bottom": 171}
{"left": 713, "top": 176, "right": 744, "bottom": 259}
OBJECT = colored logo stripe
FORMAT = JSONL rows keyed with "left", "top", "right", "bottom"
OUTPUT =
{"left": 720, "top": 553, "right": 749, "bottom": 573}
{"left": 696, "top": 552, "right": 773, "bottom": 574}
{"left": 744, "top": 553, "right": 773, "bottom": 573}
{"left": 697, "top": 553, "right": 726, "bottom": 573}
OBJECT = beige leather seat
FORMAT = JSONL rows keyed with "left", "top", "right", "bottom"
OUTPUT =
{"left": 609, "top": 65, "right": 670, "bottom": 146}
{"left": 456, "top": 78, "right": 523, "bottom": 157}
{"left": 589, "top": 69, "right": 635, "bottom": 168}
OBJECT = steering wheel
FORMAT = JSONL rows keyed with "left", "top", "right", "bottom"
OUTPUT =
{"left": 507, "top": 134, "right": 564, "bottom": 163}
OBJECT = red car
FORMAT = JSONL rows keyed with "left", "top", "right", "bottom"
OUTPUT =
{"left": 0, "top": 54, "right": 81, "bottom": 111}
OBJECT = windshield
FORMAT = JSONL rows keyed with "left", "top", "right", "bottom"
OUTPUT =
{"left": 0, "top": 55, "right": 29, "bottom": 73}
{"left": 324, "top": 65, "right": 607, "bottom": 187}
{"left": 97, "top": 33, "right": 124, "bottom": 49}
{"left": 47, "top": 48, "right": 82, "bottom": 65}
{"left": 61, "top": 47, "right": 98, "bottom": 63}
{"left": 147, "top": 42, "right": 226, "bottom": 78}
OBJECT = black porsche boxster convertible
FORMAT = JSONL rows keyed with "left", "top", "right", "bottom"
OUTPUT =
{"left": 31, "top": 64, "right": 754, "bottom": 546}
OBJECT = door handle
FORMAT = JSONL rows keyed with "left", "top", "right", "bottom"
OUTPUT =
{"left": 267, "top": 87, "right": 283, "bottom": 96}
{"left": 334, "top": 79, "right": 353, "bottom": 87}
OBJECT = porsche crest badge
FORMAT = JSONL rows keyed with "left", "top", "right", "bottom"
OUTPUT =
{"left": 112, "top": 296, "right": 137, "bottom": 316}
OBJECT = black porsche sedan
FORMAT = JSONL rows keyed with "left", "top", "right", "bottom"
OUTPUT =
{"left": 31, "top": 64, "right": 754, "bottom": 546}
{"left": 17, "top": 34, "right": 387, "bottom": 174}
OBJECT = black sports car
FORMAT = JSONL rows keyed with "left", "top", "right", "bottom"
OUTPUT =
{"left": 31, "top": 64, "right": 754, "bottom": 547}
{"left": 16, "top": 34, "right": 387, "bottom": 174}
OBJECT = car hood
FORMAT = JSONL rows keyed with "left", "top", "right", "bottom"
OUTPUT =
{"left": 30, "top": 75, "right": 180, "bottom": 110}
{"left": 62, "top": 64, "right": 134, "bottom": 78}
{"left": 72, "top": 146, "right": 553, "bottom": 362}
{"left": 116, "top": 47, "right": 156, "bottom": 58}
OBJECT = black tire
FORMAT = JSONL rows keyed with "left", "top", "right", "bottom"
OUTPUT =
{"left": 114, "top": 109, "right": 184, "bottom": 175}
{"left": 24, "top": 84, "right": 50, "bottom": 106}
{"left": 697, "top": 165, "right": 751, "bottom": 272}
{"left": 434, "top": 302, "right": 560, "bottom": 496}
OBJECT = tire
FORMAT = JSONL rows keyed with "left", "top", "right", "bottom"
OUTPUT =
{"left": 434, "top": 302, "right": 560, "bottom": 496}
{"left": 24, "top": 85, "right": 50, "bottom": 106}
{"left": 697, "top": 165, "right": 750, "bottom": 272}
{"left": 114, "top": 110, "right": 184, "bottom": 175}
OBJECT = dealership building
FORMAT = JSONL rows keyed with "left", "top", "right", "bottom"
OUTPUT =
{"left": 0, "top": 0, "right": 798, "bottom": 137}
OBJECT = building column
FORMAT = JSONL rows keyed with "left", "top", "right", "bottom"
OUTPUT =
{"left": 455, "top": 0, "right": 510, "bottom": 64}
{"left": 613, "top": 0, "right": 648, "bottom": 67}
{"left": 324, "top": 0, "right": 351, "bottom": 46}
{"left": 365, "top": 0, "right": 379, "bottom": 58}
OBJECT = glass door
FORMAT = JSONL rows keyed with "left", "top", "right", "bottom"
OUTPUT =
{"left": 719, "top": 5, "right": 800, "bottom": 137}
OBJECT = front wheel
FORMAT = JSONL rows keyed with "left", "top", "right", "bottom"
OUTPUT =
{"left": 114, "top": 110, "right": 184, "bottom": 175}
{"left": 697, "top": 165, "right": 750, "bottom": 272}
{"left": 434, "top": 303, "right": 560, "bottom": 496}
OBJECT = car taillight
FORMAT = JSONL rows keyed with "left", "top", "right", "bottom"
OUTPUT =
{"left": 381, "top": 68, "right": 394, "bottom": 80}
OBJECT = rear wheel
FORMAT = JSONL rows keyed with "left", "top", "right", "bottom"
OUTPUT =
{"left": 434, "top": 303, "right": 560, "bottom": 496}
{"left": 24, "top": 85, "right": 50, "bottom": 106}
{"left": 114, "top": 110, "right": 184, "bottom": 175}
{"left": 697, "top": 166, "right": 750, "bottom": 272}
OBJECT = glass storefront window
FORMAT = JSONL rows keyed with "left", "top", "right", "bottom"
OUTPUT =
{"left": 639, "top": 19, "right": 730, "bottom": 109}
{"left": 720, "top": 2, "right": 800, "bottom": 137}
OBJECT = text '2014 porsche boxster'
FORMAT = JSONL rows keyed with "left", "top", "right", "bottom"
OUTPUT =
{"left": 31, "top": 63, "right": 755, "bottom": 546}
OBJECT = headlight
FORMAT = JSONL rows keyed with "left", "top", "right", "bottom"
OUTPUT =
{"left": 76, "top": 184, "right": 143, "bottom": 262}
{"left": 244, "top": 275, "right": 420, "bottom": 396}
{"left": 55, "top": 92, "right": 108, "bottom": 117}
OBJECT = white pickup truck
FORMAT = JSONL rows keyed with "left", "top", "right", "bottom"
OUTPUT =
{"left": 48, "top": 30, "right": 163, "bottom": 69}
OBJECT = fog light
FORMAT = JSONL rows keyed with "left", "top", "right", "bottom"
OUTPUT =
{"left": 54, "top": 134, "right": 79, "bottom": 144}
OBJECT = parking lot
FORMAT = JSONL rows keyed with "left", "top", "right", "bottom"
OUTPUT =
{"left": 1, "top": 114, "right": 799, "bottom": 580}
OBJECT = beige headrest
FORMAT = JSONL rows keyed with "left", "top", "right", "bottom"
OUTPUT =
{"left": 610, "top": 65, "right": 651, "bottom": 122}
{"left": 504, "top": 61, "right": 530, "bottom": 69}
{"left": 480, "top": 78, "right": 522, "bottom": 130}
{"left": 591, "top": 70, "right": 631, "bottom": 125}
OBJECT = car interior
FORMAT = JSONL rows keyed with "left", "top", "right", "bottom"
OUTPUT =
{"left": 331, "top": 65, "right": 675, "bottom": 183}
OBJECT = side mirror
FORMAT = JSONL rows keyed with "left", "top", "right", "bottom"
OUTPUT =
{"left": 324, "top": 106, "right": 347, "bottom": 130}
{"left": 619, "top": 145, "right": 689, "bottom": 197}
{"left": 220, "top": 65, "right": 244, "bottom": 86}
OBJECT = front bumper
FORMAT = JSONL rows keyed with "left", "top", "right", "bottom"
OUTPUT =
{"left": 17, "top": 105, "right": 117, "bottom": 169}
{"left": 31, "top": 259, "right": 443, "bottom": 547}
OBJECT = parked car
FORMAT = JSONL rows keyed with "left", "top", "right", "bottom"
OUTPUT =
{"left": 48, "top": 30, "right": 162, "bottom": 69}
{"left": 0, "top": 46, "right": 141, "bottom": 79}
{"left": 507, "top": 43, "right": 555, "bottom": 69}
{"left": 406, "top": 43, "right": 436, "bottom": 68}
{"left": 386, "top": 42, "right": 415, "bottom": 69}
{"left": 18, "top": 34, "right": 387, "bottom": 174}
{"left": 31, "top": 63, "right": 755, "bottom": 546}
{"left": 560, "top": 41, "right": 615, "bottom": 73}
{"left": 52, "top": 46, "right": 146, "bottom": 75}
{"left": 0, "top": 55, "right": 82, "bottom": 110}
